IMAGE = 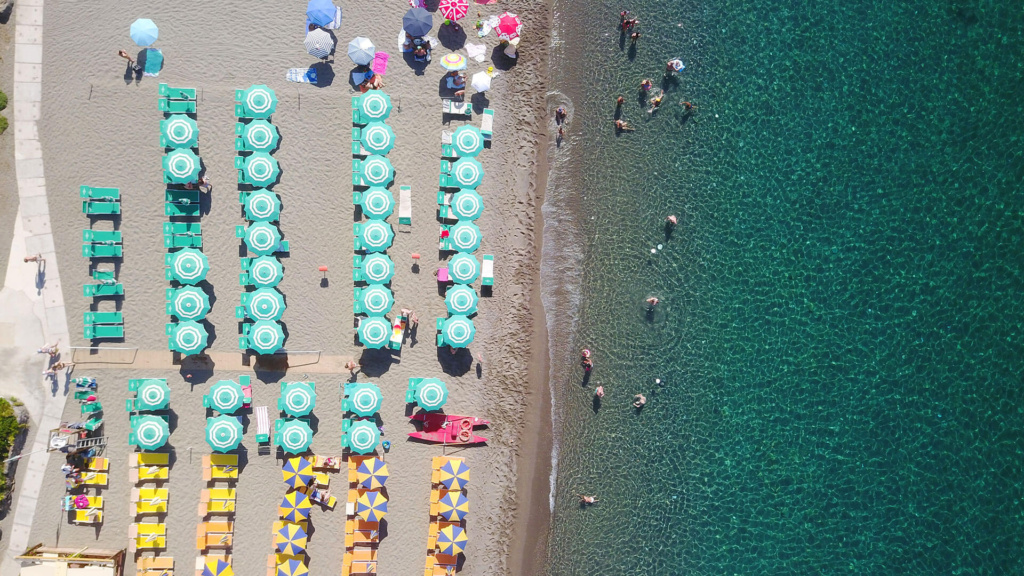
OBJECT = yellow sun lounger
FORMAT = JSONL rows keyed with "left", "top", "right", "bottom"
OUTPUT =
{"left": 198, "top": 500, "right": 236, "bottom": 516}
{"left": 315, "top": 471, "right": 330, "bottom": 487}
{"left": 131, "top": 465, "right": 169, "bottom": 483}
{"left": 74, "top": 507, "right": 103, "bottom": 524}
{"left": 86, "top": 457, "right": 109, "bottom": 471}
{"left": 81, "top": 471, "right": 108, "bottom": 486}
{"left": 313, "top": 455, "right": 342, "bottom": 471}
{"left": 203, "top": 454, "right": 238, "bottom": 467}
{"left": 136, "top": 555, "right": 174, "bottom": 576}
{"left": 129, "top": 523, "right": 167, "bottom": 552}
{"left": 202, "top": 488, "right": 237, "bottom": 501}
{"left": 196, "top": 533, "right": 233, "bottom": 550}
{"left": 131, "top": 452, "right": 170, "bottom": 467}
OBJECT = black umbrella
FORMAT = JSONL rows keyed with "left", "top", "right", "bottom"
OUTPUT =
{"left": 403, "top": 7, "right": 433, "bottom": 37}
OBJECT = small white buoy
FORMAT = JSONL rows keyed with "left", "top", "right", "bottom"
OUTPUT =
{"left": 655, "top": 378, "right": 661, "bottom": 384}
{"left": 650, "top": 248, "right": 657, "bottom": 254}
{"left": 657, "top": 244, "right": 663, "bottom": 250}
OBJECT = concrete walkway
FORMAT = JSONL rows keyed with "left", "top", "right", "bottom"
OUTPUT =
{"left": 0, "top": 0, "right": 73, "bottom": 571}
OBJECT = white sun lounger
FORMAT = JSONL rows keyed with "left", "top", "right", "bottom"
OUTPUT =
{"left": 481, "top": 254, "right": 494, "bottom": 286}
{"left": 480, "top": 108, "right": 494, "bottom": 140}
{"left": 399, "top": 186, "right": 412, "bottom": 226}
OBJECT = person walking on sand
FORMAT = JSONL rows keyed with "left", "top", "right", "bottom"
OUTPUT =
{"left": 118, "top": 49, "right": 142, "bottom": 71}
{"left": 633, "top": 393, "right": 647, "bottom": 408}
{"left": 578, "top": 494, "right": 598, "bottom": 505}
{"left": 37, "top": 341, "right": 59, "bottom": 357}
{"left": 345, "top": 360, "right": 360, "bottom": 375}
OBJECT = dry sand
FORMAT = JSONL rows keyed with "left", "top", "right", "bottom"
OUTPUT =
{"left": 25, "top": 0, "right": 552, "bottom": 574}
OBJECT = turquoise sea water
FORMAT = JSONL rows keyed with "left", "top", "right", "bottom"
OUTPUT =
{"left": 543, "top": 0, "right": 1024, "bottom": 573}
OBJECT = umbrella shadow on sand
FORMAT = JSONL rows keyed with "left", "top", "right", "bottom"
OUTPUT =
{"left": 310, "top": 62, "right": 336, "bottom": 87}
{"left": 348, "top": 66, "right": 372, "bottom": 90}
{"left": 437, "top": 24, "right": 467, "bottom": 50}
{"left": 358, "top": 348, "right": 397, "bottom": 377}
{"left": 402, "top": 51, "right": 430, "bottom": 76}
{"left": 436, "top": 347, "right": 473, "bottom": 376}
{"left": 470, "top": 92, "right": 489, "bottom": 114}
{"left": 490, "top": 46, "right": 518, "bottom": 71}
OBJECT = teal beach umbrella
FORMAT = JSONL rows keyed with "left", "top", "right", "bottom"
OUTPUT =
{"left": 359, "top": 253, "right": 394, "bottom": 284}
{"left": 450, "top": 222, "right": 481, "bottom": 253}
{"left": 281, "top": 381, "right": 317, "bottom": 417}
{"left": 247, "top": 287, "right": 286, "bottom": 321}
{"left": 167, "top": 286, "right": 210, "bottom": 320}
{"left": 249, "top": 256, "right": 284, "bottom": 288}
{"left": 209, "top": 380, "right": 244, "bottom": 414}
{"left": 355, "top": 90, "right": 392, "bottom": 120}
{"left": 359, "top": 187, "right": 395, "bottom": 219}
{"left": 136, "top": 379, "right": 171, "bottom": 411}
{"left": 347, "top": 420, "right": 380, "bottom": 454}
{"left": 240, "top": 119, "right": 280, "bottom": 151}
{"left": 246, "top": 320, "right": 285, "bottom": 354}
{"left": 132, "top": 415, "right": 169, "bottom": 450}
{"left": 415, "top": 378, "right": 449, "bottom": 411}
{"left": 239, "top": 84, "right": 277, "bottom": 118}
{"left": 452, "top": 125, "right": 484, "bottom": 156}
{"left": 451, "top": 190, "right": 484, "bottom": 221}
{"left": 441, "top": 315, "right": 475, "bottom": 348}
{"left": 243, "top": 152, "right": 281, "bottom": 186}
{"left": 164, "top": 149, "right": 201, "bottom": 183}
{"left": 360, "top": 122, "right": 396, "bottom": 155}
{"left": 445, "top": 284, "right": 479, "bottom": 315}
{"left": 168, "top": 248, "right": 209, "bottom": 285}
{"left": 358, "top": 155, "right": 394, "bottom": 187}
{"left": 206, "top": 415, "right": 243, "bottom": 452}
{"left": 357, "top": 317, "right": 390, "bottom": 348}
{"left": 161, "top": 115, "right": 198, "bottom": 148}
{"left": 345, "top": 382, "right": 383, "bottom": 417}
{"left": 244, "top": 222, "right": 283, "bottom": 256}
{"left": 244, "top": 189, "right": 281, "bottom": 222}
{"left": 451, "top": 158, "right": 484, "bottom": 188}
{"left": 448, "top": 253, "right": 479, "bottom": 284}
{"left": 358, "top": 221, "right": 394, "bottom": 253}
{"left": 277, "top": 419, "right": 313, "bottom": 454}
{"left": 168, "top": 320, "right": 209, "bottom": 355}
{"left": 359, "top": 285, "right": 394, "bottom": 317}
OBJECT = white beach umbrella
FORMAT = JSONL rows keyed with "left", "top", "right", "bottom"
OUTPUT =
{"left": 348, "top": 37, "right": 376, "bottom": 65}
{"left": 471, "top": 71, "right": 491, "bottom": 92}
{"left": 305, "top": 29, "right": 335, "bottom": 59}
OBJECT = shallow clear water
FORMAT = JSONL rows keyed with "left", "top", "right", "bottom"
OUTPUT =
{"left": 544, "top": 0, "right": 1024, "bottom": 573}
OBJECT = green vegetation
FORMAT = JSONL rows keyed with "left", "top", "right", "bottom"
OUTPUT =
{"left": 0, "top": 89, "right": 7, "bottom": 135}
{"left": 0, "top": 90, "right": 7, "bottom": 111}
{"left": 0, "top": 398, "right": 26, "bottom": 499}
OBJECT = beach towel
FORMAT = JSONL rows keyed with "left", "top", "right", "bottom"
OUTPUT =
{"left": 286, "top": 67, "right": 318, "bottom": 84}
{"left": 409, "top": 0, "right": 426, "bottom": 7}
{"left": 327, "top": 6, "right": 343, "bottom": 30}
{"left": 371, "top": 52, "right": 389, "bottom": 76}
{"left": 478, "top": 15, "right": 499, "bottom": 37}
{"left": 142, "top": 48, "right": 163, "bottom": 77}
{"left": 465, "top": 42, "right": 486, "bottom": 62}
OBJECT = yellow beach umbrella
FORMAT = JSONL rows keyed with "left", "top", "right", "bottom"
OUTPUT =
{"left": 437, "top": 524, "right": 469, "bottom": 556}
{"left": 282, "top": 457, "right": 315, "bottom": 489}
{"left": 274, "top": 522, "right": 308, "bottom": 556}
{"left": 201, "top": 558, "right": 233, "bottom": 576}
{"left": 355, "top": 490, "right": 388, "bottom": 522}
{"left": 438, "top": 458, "right": 470, "bottom": 491}
{"left": 279, "top": 491, "right": 313, "bottom": 522}
{"left": 275, "top": 558, "right": 309, "bottom": 576}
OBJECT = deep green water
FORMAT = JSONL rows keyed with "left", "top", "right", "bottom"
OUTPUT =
{"left": 543, "top": 0, "right": 1024, "bottom": 573}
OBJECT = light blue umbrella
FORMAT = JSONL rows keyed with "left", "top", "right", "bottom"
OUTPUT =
{"left": 243, "top": 152, "right": 280, "bottom": 186}
{"left": 415, "top": 378, "right": 449, "bottom": 411}
{"left": 281, "top": 382, "right": 317, "bottom": 417}
{"left": 358, "top": 221, "right": 394, "bottom": 253}
{"left": 240, "top": 120, "right": 280, "bottom": 152}
{"left": 347, "top": 420, "right": 380, "bottom": 455}
{"left": 130, "top": 18, "right": 159, "bottom": 47}
{"left": 246, "top": 320, "right": 285, "bottom": 354}
{"left": 346, "top": 382, "right": 383, "bottom": 417}
{"left": 206, "top": 415, "right": 243, "bottom": 452}
{"left": 244, "top": 190, "right": 281, "bottom": 222}
{"left": 357, "top": 317, "right": 390, "bottom": 349}
{"left": 360, "top": 122, "right": 396, "bottom": 155}
{"left": 307, "top": 0, "right": 338, "bottom": 27}
{"left": 358, "top": 285, "right": 394, "bottom": 317}
{"left": 452, "top": 125, "right": 484, "bottom": 157}
{"left": 246, "top": 287, "right": 286, "bottom": 321}
{"left": 249, "top": 256, "right": 284, "bottom": 288}
{"left": 359, "top": 187, "right": 395, "bottom": 219}
{"left": 358, "top": 156, "right": 395, "bottom": 187}
{"left": 244, "top": 222, "right": 283, "bottom": 256}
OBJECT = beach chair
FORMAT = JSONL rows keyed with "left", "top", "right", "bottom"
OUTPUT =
{"left": 82, "top": 229, "right": 122, "bottom": 244}
{"left": 74, "top": 390, "right": 94, "bottom": 402}
{"left": 125, "top": 398, "right": 137, "bottom": 412}
{"left": 84, "top": 311, "right": 123, "bottom": 325}
{"left": 312, "top": 455, "right": 342, "bottom": 471}
{"left": 254, "top": 405, "right": 270, "bottom": 448}
{"left": 437, "top": 191, "right": 453, "bottom": 219}
{"left": 241, "top": 377, "right": 253, "bottom": 408}
{"left": 198, "top": 499, "right": 236, "bottom": 516}
{"left": 82, "top": 243, "right": 123, "bottom": 258}
{"left": 481, "top": 254, "right": 494, "bottom": 286}
{"left": 132, "top": 452, "right": 170, "bottom": 467}
{"left": 164, "top": 221, "right": 202, "bottom": 235}
{"left": 166, "top": 201, "right": 201, "bottom": 217}
{"left": 129, "top": 523, "right": 167, "bottom": 552}
{"left": 405, "top": 378, "right": 423, "bottom": 403}
{"left": 83, "top": 418, "right": 103, "bottom": 432}
{"left": 160, "top": 83, "right": 196, "bottom": 100}
{"left": 130, "top": 465, "right": 169, "bottom": 483}
{"left": 137, "top": 556, "right": 174, "bottom": 576}
{"left": 74, "top": 506, "right": 103, "bottom": 525}
{"left": 82, "top": 200, "right": 121, "bottom": 215}
{"left": 167, "top": 188, "right": 201, "bottom": 203}
{"left": 72, "top": 376, "right": 97, "bottom": 388}
{"left": 83, "top": 282, "right": 124, "bottom": 297}
{"left": 399, "top": 186, "right": 412, "bottom": 226}
{"left": 158, "top": 97, "right": 196, "bottom": 114}
{"left": 441, "top": 98, "right": 472, "bottom": 117}
{"left": 84, "top": 325, "right": 123, "bottom": 339}
{"left": 79, "top": 186, "right": 120, "bottom": 200}
{"left": 480, "top": 108, "right": 495, "bottom": 141}
{"left": 81, "top": 471, "right": 108, "bottom": 487}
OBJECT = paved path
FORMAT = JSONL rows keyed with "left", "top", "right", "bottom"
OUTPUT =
{"left": 0, "top": 0, "right": 74, "bottom": 571}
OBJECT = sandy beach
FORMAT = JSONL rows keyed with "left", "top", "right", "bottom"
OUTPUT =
{"left": 17, "top": 0, "right": 552, "bottom": 573}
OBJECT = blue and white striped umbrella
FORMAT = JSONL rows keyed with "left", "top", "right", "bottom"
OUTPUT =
{"left": 305, "top": 29, "right": 334, "bottom": 59}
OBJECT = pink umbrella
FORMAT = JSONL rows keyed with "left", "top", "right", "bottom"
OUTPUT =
{"left": 439, "top": 0, "right": 469, "bottom": 21}
{"left": 74, "top": 495, "right": 89, "bottom": 509}
{"left": 496, "top": 12, "right": 523, "bottom": 41}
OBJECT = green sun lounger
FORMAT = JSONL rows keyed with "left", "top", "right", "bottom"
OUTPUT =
{"left": 158, "top": 83, "right": 196, "bottom": 100}
{"left": 163, "top": 222, "right": 202, "bottom": 235}
{"left": 83, "top": 282, "right": 124, "bottom": 297}
{"left": 84, "top": 324, "right": 123, "bottom": 339}
{"left": 93, "top": 270, "right": 115, "bottom": 282}
{"left": 81, "top": 402, "right": 102, "bottom": 415}
{"left": 125, "top": 398, "right": 137, "bottom": 412}
{"left": 166, "top": 189, "right": 200, "bottom": 203}
{"left": 442, "top": 99, "right": 472, "bottom": 117}
{"left": 82, "top": 244, "right": 123, "bottom": 258}
{"left": 82, "top": 201, "right": 121, "bottom": 215}
{"left": 441, "top": 144, "right": 459, "bottom": 159}
{"left": 83, "top": 418, "right": 103, "bottom": 432}
{"left": 84, "top": 311, "right": 122, "bottom": 325}
{"left": 437, "top": 191, "right": 453, "bottom": 219}
{"left": 79, "top": 186, "right": 120, "bottom": 200}
{"left": 165, "top": 202, "right": 201, "bottom": 217}
{"left": 82, "top": 230, "right": 121, "bottom": 244}
{"left": 158, "top": 98, "right": 196, "bottom": 114}
{"left": 163, "top": 233, "right": 202, "bottom": 248}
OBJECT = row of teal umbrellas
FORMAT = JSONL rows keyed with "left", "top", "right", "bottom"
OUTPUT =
{"left": 242, "top": 189, "right": 281, "bottom": 222}
{"left": 445, "top": 221, "right": 482, "bottom": 253}
{"left": 242, "top": 287, "right": 286, "bottom": 321}
{"left": 355, "top": 285, "right": 393, "bottom": 316}
{"left": 356, "top": 220, "right": 394, "bottom": 253}
{"left": 241, "top": 222, "right": 285, "bottom": 256}
{"left": 242, "top": 319, "right": 285, "bottom": 354}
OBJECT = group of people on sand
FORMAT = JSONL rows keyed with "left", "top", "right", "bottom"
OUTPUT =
{"left": 612, "top": 10, "right": 696, "bottom": 133}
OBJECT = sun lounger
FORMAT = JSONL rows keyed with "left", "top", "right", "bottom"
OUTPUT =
{"left": 130, "top": 452, "right": 169, "bottom": 467}
{"left": 242, "top": 382, "right": 253, "bottom": 408}
{"left": 86, "top": 457, "right": 108, "bottom": 471}
{"left": 80, "top": 401, "right": 102, "bottom": 415}
{"left": 158, "top": 98, "right": 196, "bottom": 114}
{"left": 137, "top": 556, "right": 174, "bottom": 576}
{"left": 198, "top": 500, "right": 236, "bottom": 516}
{"left": 167, "top": 189, "right": 201, "bottom": 203}
{"left": 81, "top": 471, "right": 108, "bottom": 486}
{"left": 255, "top": 405, "right": 270, "bottom": 444}
{"left": 82, "top": 229, "right": 121, "bottom": 244}
{"left": 74, "top": 390, "right": 94, "bottom": 402}
{"left": 164, "top": 221, "right": 202, "bottom": 235}
{"left": 130, "top": 465, "right": 169, "bottom": 483}
{"left": 164, "top": 232, "right": 203, "bottom": 248}
{"left": 312, "top": 455, "right": 342, "bottom": 471}
{"left": 398, "top": 185, "right": 412, "bottom": 226}
{"left": 166, "top": 202, "right": 201, "bottom": 217}
{"left": 437, "top": 191, "right": 453, "bottom": 219}
{"left": 84, "top": 324, "right": 123, "bottom": 339}
{"left": 79, "top": 186, "right": 120, "bottom": 200}
{"left": 129, "top": 523, "right": 167, "bottom": 552}
{"left": 83, "top": 418, "right": 103, "bottom": 432}
{"left": 481, "top": 254, "right": 494, "bottom": 286}
{"left": 480, "top": 108, "right": 494, "bottom": 140}
{"left": 74, "top": 507, "right": 103, "bottom": 524}
{"left": 442, "top": 99, "right": 471, "bottom": 117}
{"left": 84, "top": 311, "right": 122, "bottom": 325}
{"left": 160, "top": 83, "right": 196, "bottom": 100}
{"left": 82, "top": 200, "right": 121, "bottom": 215}
{"left": 196, "top": 533, "right": 233, "bottom": 550}
{"left": 82, "top": 243, "right": 123, "bottom": 258}
{"left": 83, "top": 282, "right": 124, "bottom": 297}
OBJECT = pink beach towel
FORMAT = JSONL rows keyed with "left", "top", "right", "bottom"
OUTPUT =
{"left": 372, "top": 52, "right": 389, "bottom": 76}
